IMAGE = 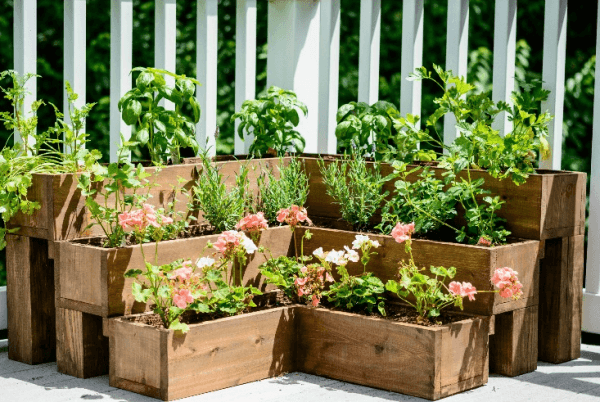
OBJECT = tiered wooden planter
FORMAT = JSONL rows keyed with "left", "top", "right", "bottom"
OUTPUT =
{"left": 303, "top": 157, "right": 587, "bottom": 365}
{"left": 5, "top": 158, "right": 282, "bottom": 365}
{"left": 108, "top": 306, "right": 491, "bottom": 401}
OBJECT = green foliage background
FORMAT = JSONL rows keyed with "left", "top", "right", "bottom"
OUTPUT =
{"left": 0, "top": 0, "right": 596, "bottom": 286}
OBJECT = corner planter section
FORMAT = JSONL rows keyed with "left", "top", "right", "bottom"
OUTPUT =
{"left": 297, "top": 227, "right": 540, "bottom": 316}
{"left": 54, "top": 226, "right": 293, "bottom": 378}
{"left": 108, "top": 306, "right": 490, "bottom": 401}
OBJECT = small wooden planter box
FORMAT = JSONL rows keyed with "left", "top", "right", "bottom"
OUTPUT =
{"left": 56, "top": 226, "right": 294, "bottom": 318}
{"left": 297, "top": 227, "right": 541, "bottom": 316}
{"left": 302, "top": 157, "right": 586, "bottom": 240}
{"left": 108, "top": 306, "right": 490, "bottom": 401}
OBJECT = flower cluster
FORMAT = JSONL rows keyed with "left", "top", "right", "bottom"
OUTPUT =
{"left": 491, "top": 267, "right": 524, "bottom": 299}
{"left": 313, "top": 246, "right": 359, "bottom": 266}
{"left": 448, "top": 281, "right": 478, "bottom": 301}
{"left": 213, "top": 230, "right": 257, "bottom": 258}
{"left": 352, "top": 234, "right": 380, "bottom": 250}
{"left": 477, "top": 236, "right": 492, "bottom": 247}
{"left": 294, "top": 265, "right": 334, "bottom": 306}
{"left": 276, "top": 205, "right": 312, "bottom": 229}
{"left": 391, "top": 222, "right": 415, "bottom": 244}
{"left": 118, "top": 203, "right": 173, "bottom": 233}
{"left": 235, "top": 212, "right": 269, "bottom": 233}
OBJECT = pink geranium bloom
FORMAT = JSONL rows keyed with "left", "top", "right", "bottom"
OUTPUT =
{"left": 276, "top": 205, "right": 312, "bottom": 228}
{"left": 448, "top": 281, "right": 463, "bottom": 296}
{"left": 391, "top": 222, "right": 415, "bottom": 244}
{"left": 311, "top": 294, "right": 320, "bottom": 307}
{"left": 169, "top": 266, "right": 193, "bottom": 281}
{"left": 297, "top": 287, "right": 305, "bottom": 297}
{"left": 492, "top": 267, "right": 523, "bottom": 300}
{"left": 173, "top": 288, "right": 194, "bottom": 309}
{"left": 295, "top": 277, "right": 308, "bottom": 286}
{"left": 477, "top": 236, "right": 492, "bottom": 247}
{"left": 236, "top": 212, "right": 269, "bottom": 232}
{"left": 214, "top": 230, "right": 241, "bottom": 253}
{"left": 461, "top": 282, "right": 477, "bottom": 301}
{"left": 300, "top": 266, "right": 308, "bottom": 274}
{"left": 325, "top": 272, "right": 334, "bottom": 282}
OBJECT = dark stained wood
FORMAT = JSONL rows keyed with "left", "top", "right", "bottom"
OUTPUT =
{"left": 109, "top": 306, "right": 297, "bottom": 401}
{"left": 109, "top": 306, "right": 488, "bottom": 401}
{"left": 538, "top": 235, "right": 584, "bottom": 363}
{"left": 489, "top": 305, "right": 538, "bottom": 377}
{"left": 56, "top": 307, "right": 109, "bottom": 378}
{"left": 57, "top": 226, "right": 294, "bottom": 318}
{"left": 296, "top": 227, "right": 540, "bottom": 316}
{"left": 6, "top": 235, "right": 55, "bottom": 364}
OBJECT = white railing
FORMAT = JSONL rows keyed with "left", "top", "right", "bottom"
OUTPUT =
{"left": 3, "top": 0, "right": 599, "bottom": 334}
{"left": 0, "top": 286, "right": 7, "bottom": 346}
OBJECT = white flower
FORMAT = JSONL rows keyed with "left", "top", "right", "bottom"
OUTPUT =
{"left": 344, "top": 246, "right": 360, "bottom": 263}
{"left": 352, "top": 234, "right": 370, "bottom": 249}
{"left": 196, "top": 257, "right": 215, "bottom": 268}
{"left": 325, "top": 249, "right": 346, "bottom": 265}
{"left": 313, "top": 247, "right": 325, "bottom": 258}
{"left": 240, "top": 234, "right": 258, "bottom": 254}
{"left": 371, "top": 240, "right": 380, "bottom": 248}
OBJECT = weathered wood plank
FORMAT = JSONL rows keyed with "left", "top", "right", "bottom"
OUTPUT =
{"left": 489, "top": 305, "right": 538, "bottom": 377}
{"left": 56, "top": 307, "right": 108, "bottom": 378}
{"left": 6, "top": 235, "right": 55, "bottom": 364}
{"left": 538, "top": 235, "right": 584, "bottom": 363}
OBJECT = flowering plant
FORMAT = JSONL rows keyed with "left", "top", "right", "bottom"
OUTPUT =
{"left": 276, "top": 205, "right": 312, "bottom": 229}
{"left": 385, "top": 221, "right": 523, "bottom": 321}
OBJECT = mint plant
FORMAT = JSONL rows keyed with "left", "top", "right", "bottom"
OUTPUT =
{"left": 257, "top": 157, "right": 309, "bottom": 224}
{"left": 318, "top": 152, "right": 389, "bottom": 231}
{"left": 378, "top": 162, "right": 458, "bottom": 236}
{"left": 118, "top": 67, "right": 201, "bottom": 164}
{"left": 232, "top": 86, "right": 307, "bottom": 156}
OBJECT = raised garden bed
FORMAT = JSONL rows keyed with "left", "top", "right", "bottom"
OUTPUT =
{"left": 108, "top": 305, "right": 490, "bottom": 401}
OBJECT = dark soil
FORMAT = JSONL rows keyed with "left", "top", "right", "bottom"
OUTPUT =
{"left": 74, "top": 224, "right": 215, "bottom": 248}
{"left": 126, "top": 292, "right": 469, "bottom": 330}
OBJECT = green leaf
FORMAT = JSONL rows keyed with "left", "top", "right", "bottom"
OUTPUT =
{"left": 169, "top": 319, "right": 190, "bottom": 333}
{"left": 190, "top": 96, "right": 201, "bottom": 123}
{"left": 122, "top": 100, "right": 142, "bottom": 125}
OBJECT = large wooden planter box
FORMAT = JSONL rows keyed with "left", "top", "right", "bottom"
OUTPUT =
{"left": 108, "top": 305, "right": 490, "bottom": 401}
{"left": 56, "top": 226, "right": 294, "bottom": 318}
{"left": 296, "top": 227, "right": 541, "bottom": 316}
{"left": 302, "top": 157, "right": 586, "bottom": 241}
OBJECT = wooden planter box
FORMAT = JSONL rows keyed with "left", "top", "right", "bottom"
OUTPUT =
{"left": 108, "top": 306, "right": 490, "bottom": 401}
{"left": 302, "top": 157, "right": 586, "bottom": 241}
{"left": 297, "top": 227, "right": 540, "bottom": 316}
{"left": 56, "top": 226, "right": 294, "bottom": 318}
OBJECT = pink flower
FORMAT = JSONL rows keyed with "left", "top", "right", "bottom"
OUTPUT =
{"left": 298, "top": 287, "right": 305, "bottom": 297}
{"left": 462, "top": 282, "right": 477, "bottom": 301}
{"left": 477, "top": 236, "right": 492, "bottom": 247}
{"left": 448, "top": 281, "right": 463, "bottom": 296}
{"left": 492, "top": 267, "right": 523, "bottom": 300}
{"left": 311, "top": 294, "right": 320, "bottom": 307}
{"left": 169, "top": 265, "right": 193, "bottom": 281}
{"left": 276, "top": 205, "right": 312, "bottom": 228}
{"left": 161, "top": 216, "right": 174, "bottom": 225}
{"left": 214, "top": 230, "right": 241, "bottom": 254}
{"left": 391, "top": 222, "right": 415, "bottom": 244}
{"left": 300, "top": 266, "right": 308, "bottom": 274}
{"left": 118, "top": 204, "right": 173, "bottom": 232}
{"left": 295, "top": 277, "right": 308, "bottom": 286}
{"left": 325, "top": 272, "right": 334, "bottom": 282}
{"left": 172, "top": 288, "right": 194, "bottom": 309}
{"left": 235, "top": 212, "right": 269, "bottom": 232}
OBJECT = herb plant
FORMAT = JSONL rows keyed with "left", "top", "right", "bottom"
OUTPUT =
{"left": 335, "top": 100, "right": 435, "bottom": 162}
{"left": 118, "top": 67, "right": 201, "bottom": 164}
{"left": 193, "top": 152, "right": 252, "bottom": 233}
{"left": 318, "top": 152, "right": 389, "bottom": 231}
{"left": 257, "top": 157, "right": 309, "bottom": 224}
{"left": 232, "top": 86, "right": 307, "bottom": 156}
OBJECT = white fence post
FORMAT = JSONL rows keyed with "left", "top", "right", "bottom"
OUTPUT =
{"left": 234, "top": 0, "right": 257, "bottom": 155}
{"left": 0, "top": 286, "right": 6, "bottom": 347}
{"left": 155, "top": 0, "right": 177, "bottom": 111}
{"left": 358, "top": 0, "right": 381, "bottom": 104}
{"left": 318, "top": 0, "right": 340, "bottom": 154}
{"left": 491, "top": 0, "right": 516, "bottom": 136}
{"left": 110, "top": 0, "right": 133, "bottom": 162}
{"left": 583, "top": 0, "right": 600, "bottom": 335}
{"left": 197, "top": 0, "right": 218, "bottom": 156}
{"left": 13, "top": 0, "right": 37, "bottom": 151}
{"left": 400, "top": 0, "right": 424, "bottom": 125}
{"left": 64, "top": 0, "right": 87, "bottom": 152}
{"left": 267, "top": 0, "right": 321, "bottom": 153}
{"left": 443, "top": 0, "right": 469, "bottom": 148}
{"left": 540, "top": 0, "right": 567, "bottom": 170}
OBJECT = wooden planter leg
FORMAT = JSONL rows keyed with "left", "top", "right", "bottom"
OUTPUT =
{"left": 56, "top": 307, "right": 109, "bottom": 378}
{"left": 489, "top": 305, "right": 538, "bottom": 377}
{"left": 6, "top": 234, "right": 56, "bottom": 364}
{"left": 538, "top": 235, "right": 584, "bottom": 363}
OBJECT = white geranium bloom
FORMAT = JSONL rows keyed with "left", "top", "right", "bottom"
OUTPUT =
{"left": 313, "top": 247, "right": 325, "bottom": 258}
{"left": 325, "top": 249, "right": 346, "bottom": 265}
{"left": 196, "top": 257, "right": 216, "bottom": 268}
{"left": 370, "top": 240, "right": 380, "bottom": 248}
{"left": 240, "top": 234, "right": 258, "bottom": 254}
{"left": 352, "top": 234, "right": 370, "bottom": 249}
{"left": 344, "top": 246, "right": 360, "bottom": 262}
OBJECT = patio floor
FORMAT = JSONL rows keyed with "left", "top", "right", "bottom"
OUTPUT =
{"left": 2, "top": 344, "right": 600, "bottom": 402}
